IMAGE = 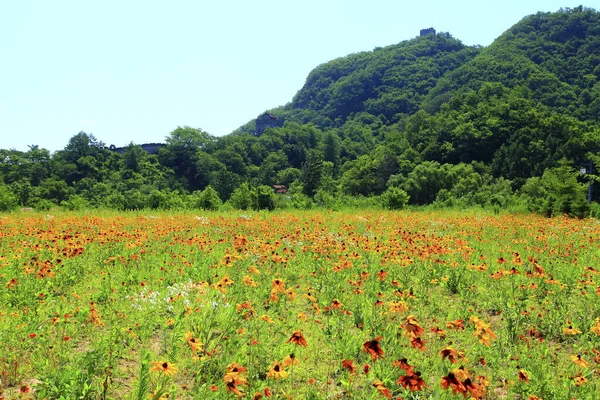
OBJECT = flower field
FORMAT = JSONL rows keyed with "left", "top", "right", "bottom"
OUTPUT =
{"left": 1, "top": 210, "right": 599, "bottom": 399}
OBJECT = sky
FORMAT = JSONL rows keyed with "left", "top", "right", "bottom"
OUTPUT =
{"left": 0, "top": 0, "right": 591, "bottom": 152}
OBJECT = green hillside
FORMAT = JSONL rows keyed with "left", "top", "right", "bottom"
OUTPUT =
{"left": 1, "top": 6, "right": 599, "bottom": 216}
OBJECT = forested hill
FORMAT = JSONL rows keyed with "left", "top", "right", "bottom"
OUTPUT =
{"left": 1, "top": 7, "right": 599, "bottom": 216}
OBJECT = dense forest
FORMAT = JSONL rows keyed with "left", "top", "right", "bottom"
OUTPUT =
{"left": 1, "top": 6, "right": 599, "bottom": 217}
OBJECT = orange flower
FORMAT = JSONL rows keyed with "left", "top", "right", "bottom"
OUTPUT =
{"left": 446, "top": 319, "right": 465, "bottom": 330}
{"left": 150, "top": 361, "right": 178, "bottom": 377}
{"left": 266, "top": 361, "right": 288, "bottom": 379}
{"left": 377, "top": 269, "right": 388, "bottom": 281}
{"left": 563, "top": 325, "right": 582, "bottom": 335}
{"left": 392, "top": 358, "right": 413, "bottom": 373}
{"left": 363, "top": 336, "right": 384, "bottom": 362}
{"left": 402, "top": 315, "right": 424, "bottom": 338}
{"left": 185, "top": 332, "right": 202, "bottom": 353}
{"left": 410, "top": 337, "right": 426, "bottom": 351}
{"left": 243, "top": 275, "right": 258, "bottom": 287}
{"left": 283, "top": 353, "right": 300, "bottom": 367}
{"left": 590, "top": 318, "right": 600, "bottom": 336}
{"left": 573, "top": 373, "right": 588, "bottom": 386}
{"left": 272, "top": 278, "right": 285, "bottom": 293}
{"left": 517, "top": 369, "right": 529, "bottom": 382}
{"left": 440, "top": 346, "right": 460, "bottom": 364}
{"left": 397, "top": 370, "right": 426, "bottom": 391}
{"left": 286, "top": 330, "right": 308, "bottom": 347}
{"left": 463, "top": 378, "right": 484, "bottom": 399}
{"left": 372, "top": 380, "right": 391, "bottom": 398}
{"left": 341, "top": 359, "right": 357, "bottom": 374}
{"left": 571, "top": 354, "right": 588, "bottom": 368}
{"left": 224, "top": 362, "right": 248, "bottom": 397}
{"left": 441, "top": 372, "right": 466, "bottom": 396}
{"left": 331, "top": 299, "right": 343, "bottom": 309}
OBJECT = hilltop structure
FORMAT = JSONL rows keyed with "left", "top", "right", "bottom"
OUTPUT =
{"left": 420, "top": 27, "right": 436, "bottom": 36}
{"left": 254, "top": 113, "right": 283, "bottom": 136}
{"left": 108, "top": 143, "right": 165, "bottom": 154}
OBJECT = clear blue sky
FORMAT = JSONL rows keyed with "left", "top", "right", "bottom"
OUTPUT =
{"left": 0, "top": 0, "right": 590, "bottom": 152}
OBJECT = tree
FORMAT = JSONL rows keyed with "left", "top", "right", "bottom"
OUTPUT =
{"left": 520, "top": 162, "right": 590, "bottom": 217}
{"left": 159, "top": 126, "right": 214, "bottom": 191}
{"left": 301, "top": 149, "right": 324, "bottom": 197}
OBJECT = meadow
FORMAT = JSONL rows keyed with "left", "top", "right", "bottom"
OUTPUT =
{"left": 0, "top": 210, "right": 599, "bottom": 399}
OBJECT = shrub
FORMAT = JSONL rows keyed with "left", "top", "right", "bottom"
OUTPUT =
{"left": 382, "top": 187, "right": 410, "bottom": 210}
{"left": 0, "top": 184, "right": 18, "bottom": 212}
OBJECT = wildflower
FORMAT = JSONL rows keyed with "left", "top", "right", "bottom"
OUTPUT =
{"left": 248, "top": 266, "right": 261, "bottom": 275}
{"left": 287, "top": 330, "right": 307, "bottom": 347}
{"left": 571, "top": 354, "right": 588, "bottom": 368}
{"left": 431, "top": 326, "right": 446, "bottom": 338}
{"left": 342, "top": 359, "right": 357, "bottom": 374}
{"left": 402, "top": 315, "right": 424, "bottom": 338}
{"left": 372, "top": 380, "right": 391, "bottom": 398}
{"left": 573, "top": 373, "right": 588, "bottom": 386}
{"left": 224, "top": 362, "right": 248, "bottom": 397}
{"left": 446, "top": 319, "right": 465, "bottom": 330}
{"left": 363, "top": 336, "right": 384, "bottom": 362}
{"left": 517, "top": 369, "right": 529, "bottom": 382}
{"left": 283, "top": 353, "right": 300, "bottom": 367}
{"left": 287, "top": 289, "right": 296, "bottom": 301}
{"left": 272, "top": 278, "right": 285, "bottom": 293}
{"left": 440, "top": 346, "right": 460, "bottom": 364}
{"left": 243, "top": 276, "right": 258, "bottom": 287}
{"left": 225, "top": 380, "right": 245, "bottom": 397}
{"left": 410, "top": 337, "right": 426, "bottom": 351}
{"left": 589, "top": 318, "right": 600, "bottom": 336}
{"left": 392, "top": 358, "right": 413, "bottom": 373}
{"left": 470, "top": 316, "right": 497, "bottom": 346}
{"left": 363, "top": 364, "right": 371, "bottom": 374}
{"left": 463, "top": 378, "right": 483, "bottom": 399}
{"left": 260, "top": 315, "right": 273, "bottom": 323}
{"left": 397, "top": 370, "right": 426, "bottom": 391}
{"left": 563, "top": 323, "right": 582, "bottom": 336}
{"left": 185, "top": 332, "right": 202, "bottom": 353}
{"left": 331, "top": 299, "right": 343, "bottom": 309}
{"left": 20, "top": 385, "right": 30, "bottom": 394}
{"left": 266, "top": 361, "right": 288, "bottom": 379}
{"left": 441, "top": 372, "right": 466, "bottom": 396}
{"left": 151, "top": 361, "right": 178, "bottom": 377}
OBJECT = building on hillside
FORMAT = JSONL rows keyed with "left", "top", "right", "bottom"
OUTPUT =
{"left": 254, "top": 113, "right": 282, "bottom": 136}
{"left": 108, "top": 143, "right": 165, "bottom": 154}
{"left": 272, "top": 184, "right": 288, "bottom": 194}
{"left": 420, "top": 27, "right": 436, "bottom": 36}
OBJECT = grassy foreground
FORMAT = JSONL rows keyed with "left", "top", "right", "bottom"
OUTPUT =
{"left": 0, "top": 210, "right": 599, "bottom": 399}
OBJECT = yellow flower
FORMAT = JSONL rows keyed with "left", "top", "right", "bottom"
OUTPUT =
{"left": 563, "top": 325, "right": 582, "bottom": 335}
{"left": 151, "top": 361, "right": 178, "bottom": 377}
{"left": 185, "top": 331, "right": 203, "bottom": 353}
{"left": 266, "top": 361, "right": 288, "bottom": 379}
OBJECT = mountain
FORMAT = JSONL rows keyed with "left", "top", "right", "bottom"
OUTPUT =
{"left": 1, "top": 7, "right": 599, "bottom": 213}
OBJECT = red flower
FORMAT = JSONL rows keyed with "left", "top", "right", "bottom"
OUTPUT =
{"left": 372, "top": 380, "right": 391, "bottom": 398}
{"left": 441, "top": 373, "right": 466, "bottom": 396}
{"left": 392, "top": 358, "right": 414, "bottom": 373}
{"left": 363, "top": 336, "right": 384, "bottom": 362}
{"left": 397, "top": 371, "right": 426, "bottom": 392}
{"left": 286, "top": 330, "right": 307, "bottom": 347}
{"left": 342, "top": 359, "right": 357, "bottom": 374}
{"left": 410, "top": 336, "right": 426, "bottom": 351}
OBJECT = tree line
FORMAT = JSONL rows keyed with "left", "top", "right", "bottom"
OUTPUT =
{"left": 1, "top": 7, "right": 599, "bottom": 217}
